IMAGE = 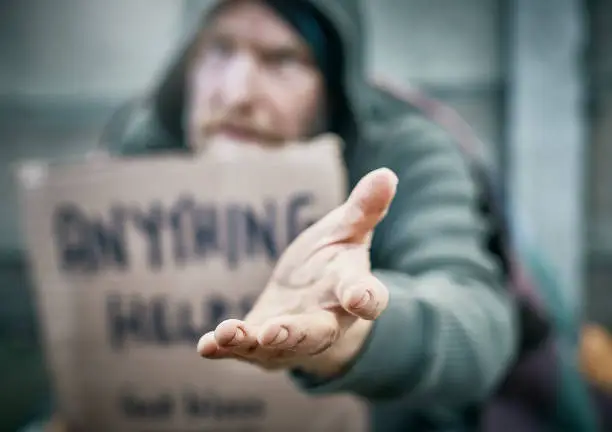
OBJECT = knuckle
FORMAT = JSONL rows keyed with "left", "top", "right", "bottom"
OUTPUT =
{"left": 362, "top": 301, "right": 383, "bottom": 320}
{"left": 310, "top": 339, "right": 333, "bottom": 356}
{"left": 325, "top": 325, "right": 339, "bottom": 342}
{"left": 308, "top": 326, "right": 337, "bottom": 356}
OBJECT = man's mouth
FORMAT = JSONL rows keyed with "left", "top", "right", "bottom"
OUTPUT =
{"left": 216, "top": 125, "right": 262, "bottom": 142}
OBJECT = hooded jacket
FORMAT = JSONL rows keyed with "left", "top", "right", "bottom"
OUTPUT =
{"left": 101, "top": 0, "right": 518, "bottom": 430}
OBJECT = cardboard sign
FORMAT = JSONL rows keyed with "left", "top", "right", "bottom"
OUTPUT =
{"left": 17, "top": 136, "right": 368, "bottom": 432}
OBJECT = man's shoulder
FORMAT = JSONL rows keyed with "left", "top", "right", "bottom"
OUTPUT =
{"left": 351, "top": 83, "right": 480, "bottom": 179}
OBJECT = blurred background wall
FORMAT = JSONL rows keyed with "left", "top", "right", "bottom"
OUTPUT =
{"left": 0, "top": 0, "right": 509, "bottom": 255}
{"left": 0, "top": 0, "right": 608, "bottom": 429}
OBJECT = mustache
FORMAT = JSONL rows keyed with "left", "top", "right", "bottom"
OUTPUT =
{"left": 200, "top": 114, "right": 282, "bottom": 143}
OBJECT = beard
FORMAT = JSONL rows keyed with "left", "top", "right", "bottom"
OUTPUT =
{"left": 186, "top": 105, "right": 329, "bottom": 152}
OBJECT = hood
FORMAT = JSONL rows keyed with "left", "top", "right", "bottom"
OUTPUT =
{"left": 101, "top": 0, "right": 485, "bottom": 170}
{"left": 145, "top": 0, "right": 369, "bottom": 149}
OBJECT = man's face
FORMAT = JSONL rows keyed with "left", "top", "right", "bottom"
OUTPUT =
{"left": 186, "top": 0, "right": 325, "bottom": 150}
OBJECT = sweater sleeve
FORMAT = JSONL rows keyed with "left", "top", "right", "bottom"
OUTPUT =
{"left": 291, "top": 114, "right": 519, "bottom": 409}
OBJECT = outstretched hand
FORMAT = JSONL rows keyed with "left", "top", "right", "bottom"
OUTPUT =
{"left": 197, "top": 168, "right": 398, "bottom": 376}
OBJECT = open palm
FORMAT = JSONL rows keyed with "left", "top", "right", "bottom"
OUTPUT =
{"left": 197, "top": 168, "right": 398, "bottom": 373}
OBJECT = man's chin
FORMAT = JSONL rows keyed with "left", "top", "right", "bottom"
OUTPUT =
{"left": 196, "top": 133, "right": 286, "bottom": 152}
{"left": 213, "top": 132, "right": 260, "bottom": 145}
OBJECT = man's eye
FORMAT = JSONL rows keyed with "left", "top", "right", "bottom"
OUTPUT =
{"left": 264, "top": 51, "right": 301, "bottom": 68}
{"left": 205, "top": 38, "right": 235, "bottom": 58}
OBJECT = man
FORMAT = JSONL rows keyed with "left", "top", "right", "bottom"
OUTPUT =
{"left": 103, "top": 0, "right": 518, "bottom": 430}
{"left": 99, "top": 0, "right": 518, "bottom": 430}
{"left": 41, "top": 0, "right": 517, "bottom": 431}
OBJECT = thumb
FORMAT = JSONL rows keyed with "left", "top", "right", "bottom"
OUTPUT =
{"left": 339, "top": 167, "right": 398, "bottom": 243}
{"left": 276, "top": 168, "right": 398, "bottom": 265}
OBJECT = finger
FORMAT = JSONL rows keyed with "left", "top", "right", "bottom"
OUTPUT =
{"left": 214, "top": 319, "right": 257, "bottom": 347}
{"left": 293, "top": 168, "right": 397, "bottom": 248}
{"left": 340, "top": 168, "right": 398, "bottom": 243}
{"left": 273, "top": 169, "right": 397, "bottom": 280}
{"left": 213, "top": 320, "right": 289, "bottom": 365}
{"left": 257, "top": 310, "right": 340, "bottom": 355}
{"left": 214, "top": 319, "right": 261, "bottom": 357}
{"left": 336, "top": 274, "right": 389, "bottom": 320}
{"left": 196, "top": 331, "right": 234, "bottom": 359}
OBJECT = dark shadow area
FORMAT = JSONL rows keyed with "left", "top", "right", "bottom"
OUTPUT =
{"left": 0, "top": 254, "right": 50, "bottom": 431}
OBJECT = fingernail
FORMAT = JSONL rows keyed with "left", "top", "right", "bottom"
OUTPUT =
{"left": 351, "top": 291, "right": 371, "bottom": 309}
{"left": 270, "top": 327, "right": 289, "bottom": 345}
{"left": 197, "top": 334, "right": 216, "bottom": 357}
{"left": 200, "top": 348, "right": 217, "bottom": 358}
{"left": 228, "top": 327, "right": 246, "bottom": 346}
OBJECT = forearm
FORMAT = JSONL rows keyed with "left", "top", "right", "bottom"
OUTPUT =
{"left": 292, "top": 270, "right": 518, "bottom": 408}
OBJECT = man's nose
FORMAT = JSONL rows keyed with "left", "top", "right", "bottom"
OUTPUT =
{"left": 221, "top": 54, "right": 258, "bottom": 107}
